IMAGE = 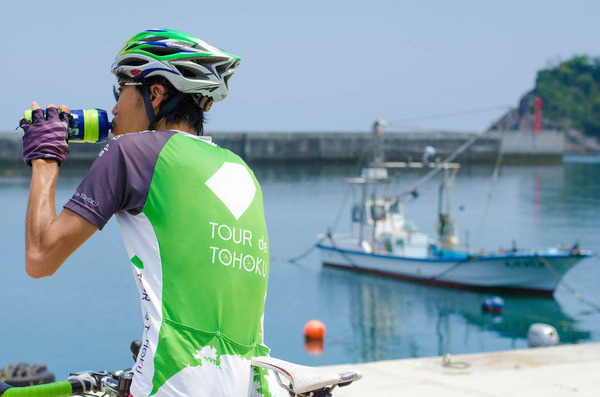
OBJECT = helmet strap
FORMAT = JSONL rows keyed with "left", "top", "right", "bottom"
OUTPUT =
{"left": 155, "top": 92, "right": 184, "bottom": 122}
{"left": 141, "top": 84, "right": 184, "bottom": 130}
{"left": 141, "top": 85, "right": 156, "bottom": 128}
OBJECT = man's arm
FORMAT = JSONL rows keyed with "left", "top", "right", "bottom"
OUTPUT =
{"left": 25, "top": 159, "right": 97, "bottom": 278}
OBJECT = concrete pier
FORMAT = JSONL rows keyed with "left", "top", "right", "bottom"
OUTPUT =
{"left": 328, "top": 343, "right": 600, "bottom": 396}
{"left": 0, "top": 130, "right": 565, "bottom": 165}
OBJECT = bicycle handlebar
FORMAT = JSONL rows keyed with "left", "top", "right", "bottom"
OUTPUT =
{"left": 0, "top": 379, "right": 90, "bottom": 397}
{"left": 0, "top": 370, "right": 126, "bottom": 397}
{"left": 0, "top": 353, "right": 359, "bottom": 397}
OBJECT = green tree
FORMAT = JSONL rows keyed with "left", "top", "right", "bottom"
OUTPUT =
{"left": 532, "top": 55, "right": 600, "bottom": 136}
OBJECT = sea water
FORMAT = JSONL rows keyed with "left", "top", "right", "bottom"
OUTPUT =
{"left": 0, "top": 161, "right": 599, "bottom": 380}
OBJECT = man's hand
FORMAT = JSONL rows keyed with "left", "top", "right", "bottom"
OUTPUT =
{"left": 20, "top": 102, "right": 72, "bottom": 166}
{"left": 21, "top": 102, "right": 98, "bottom": 278}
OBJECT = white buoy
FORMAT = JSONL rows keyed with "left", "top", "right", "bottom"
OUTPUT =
{"left": 527, "top": 323, "right": 559, "bottom": 347}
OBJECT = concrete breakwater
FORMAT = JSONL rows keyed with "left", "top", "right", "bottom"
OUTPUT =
{"left": 0, "top": 130, "right": 565, "bottom": 165}
{"left": 331, "top": 342, "right": 600, "bottom": 396}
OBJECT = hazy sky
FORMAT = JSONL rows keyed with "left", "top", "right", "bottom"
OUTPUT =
{"left": 1, "top": 0, "right": 598, "bottom": 133}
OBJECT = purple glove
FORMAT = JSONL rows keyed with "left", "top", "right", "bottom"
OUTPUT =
{"left": 20, "top": 107, "right": 72, "bottom": 166}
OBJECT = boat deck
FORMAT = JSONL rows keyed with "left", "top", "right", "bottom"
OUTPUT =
{"left": 327, "top": 342, "right": 600, "bottom": 396}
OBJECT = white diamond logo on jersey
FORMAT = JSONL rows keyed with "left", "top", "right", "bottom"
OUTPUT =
{"left": 205, "top": 162, "right": 257, "bottom": 220}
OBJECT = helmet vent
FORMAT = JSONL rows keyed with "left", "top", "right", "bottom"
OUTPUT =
{"left": 174, "top": 64, "right": 209, "bottom": 80}
{"left": 123, "top": 43, "right": 140, "bottom": 52}
{"left": 143, "top": 36, "right": 170, "bottom": 43}
{"left": 192, "top": 44, "right": 209, "bottom": 53}
{"left": 144, "top": 46, "right": 181, "bottom": 56}
{"left": 120, "top": 57, "right": 149, "bottom": 67}
{"left": 214, "top": 63, "right": 229, "bottom": 78}
{"left": 223, "top": 73, "right": 233, "bottom": 88}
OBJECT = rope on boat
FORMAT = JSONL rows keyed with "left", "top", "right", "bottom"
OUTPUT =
{"left": 285, "top": 236, "right": 326, "bottom": 264}
{"left": 474, "top": 129, "right": 506, "bottom": 251}
{"left": 286, "top": 138, "right": 377, "bottom": 265}
{"left": 283, "top": 228, "right": 357, "bottom": 265}
{"left": 427, "top": 256, "right": 474, "bottom": 281}
{"left": 388, "top": 105, "right": 511, "bottom": 126}
{"left": 399, "top": 130, "right": 491, "bottom": 198}
{"left": 324, "top": 233, "right": 363, "bottom": 269}
{"left": 284, "top": 133, "right": 379, "bottom": 265}
{"left": 284, "top": 184, "right": 354, "bottom": 264}
{"left": 537, "top": 256, "right": 600, "bottom": 312}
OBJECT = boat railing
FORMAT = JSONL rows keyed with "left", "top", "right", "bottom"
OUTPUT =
{"left": 375, "top": 161, "right": 460, "bottom": 169}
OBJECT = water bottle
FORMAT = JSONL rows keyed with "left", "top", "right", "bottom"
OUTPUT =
{"left": 22, "top": 108, "right": 112, "bottom": 143}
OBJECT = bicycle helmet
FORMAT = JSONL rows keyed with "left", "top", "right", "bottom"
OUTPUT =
{"left": 111, "top": 29, "right": 241, "bottom": 104}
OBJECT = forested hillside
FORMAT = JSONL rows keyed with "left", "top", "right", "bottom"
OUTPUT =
{"left": 489, "top": 56, "right": 600, "bottom": 137}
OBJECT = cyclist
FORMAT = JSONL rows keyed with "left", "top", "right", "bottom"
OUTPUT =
{"left": 20, "top": 29, "right": 278, "bottom": 396}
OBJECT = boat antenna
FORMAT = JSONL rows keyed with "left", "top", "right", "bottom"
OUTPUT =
{"left": 397, "top": 129, "right": 491, "bottom": 199}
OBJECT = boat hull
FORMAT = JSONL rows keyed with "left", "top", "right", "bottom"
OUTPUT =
{"left": 317, "top": 242, "right": 588, "bottom": 296}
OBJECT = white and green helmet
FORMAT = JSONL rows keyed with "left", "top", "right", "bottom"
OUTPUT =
{"left": 111, "top": 29, "right": 241, "bottom": 103}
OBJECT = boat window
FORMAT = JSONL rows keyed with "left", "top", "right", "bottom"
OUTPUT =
{"left": 352, "top": 205, "right": 363, "bottom": 222}
{"left": 371, "top": 204, "right": 386, "bottom": 221}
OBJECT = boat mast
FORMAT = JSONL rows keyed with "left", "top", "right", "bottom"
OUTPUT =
{"left": 358, "top": 177, "right": 367, "bottom": 246}
{"left": 372, "top": 120, "right": 387, "bottom": 167}
{"left": 437, "top": 164, "right": 459, "bottom": 248}
{"left": 358, "top": 120, "right": 388, "bottom": 249}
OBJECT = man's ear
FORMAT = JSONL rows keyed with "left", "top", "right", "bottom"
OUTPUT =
{"left": 149, "top": 84, "right": 167, "bottom": 112}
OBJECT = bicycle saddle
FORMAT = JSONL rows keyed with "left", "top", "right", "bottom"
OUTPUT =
{"left": 251, "top": 356, "right": 362, "bottom": 394}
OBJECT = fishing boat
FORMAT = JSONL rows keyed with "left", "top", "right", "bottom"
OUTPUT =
{"left": 316, "top": 121, "right": 591, "bottom": 296}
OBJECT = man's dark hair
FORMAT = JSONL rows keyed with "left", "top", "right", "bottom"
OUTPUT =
{"left": 137, "top": 76, "right": 205, "bottom": 135}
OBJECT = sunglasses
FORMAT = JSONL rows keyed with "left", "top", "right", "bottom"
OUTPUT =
{"left": 113, "top": 82, "right": 145, "bottom": 101}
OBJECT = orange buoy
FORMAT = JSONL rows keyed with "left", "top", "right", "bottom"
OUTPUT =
{"left": 304, "top": 320, "right": 326, "bottom": 340}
